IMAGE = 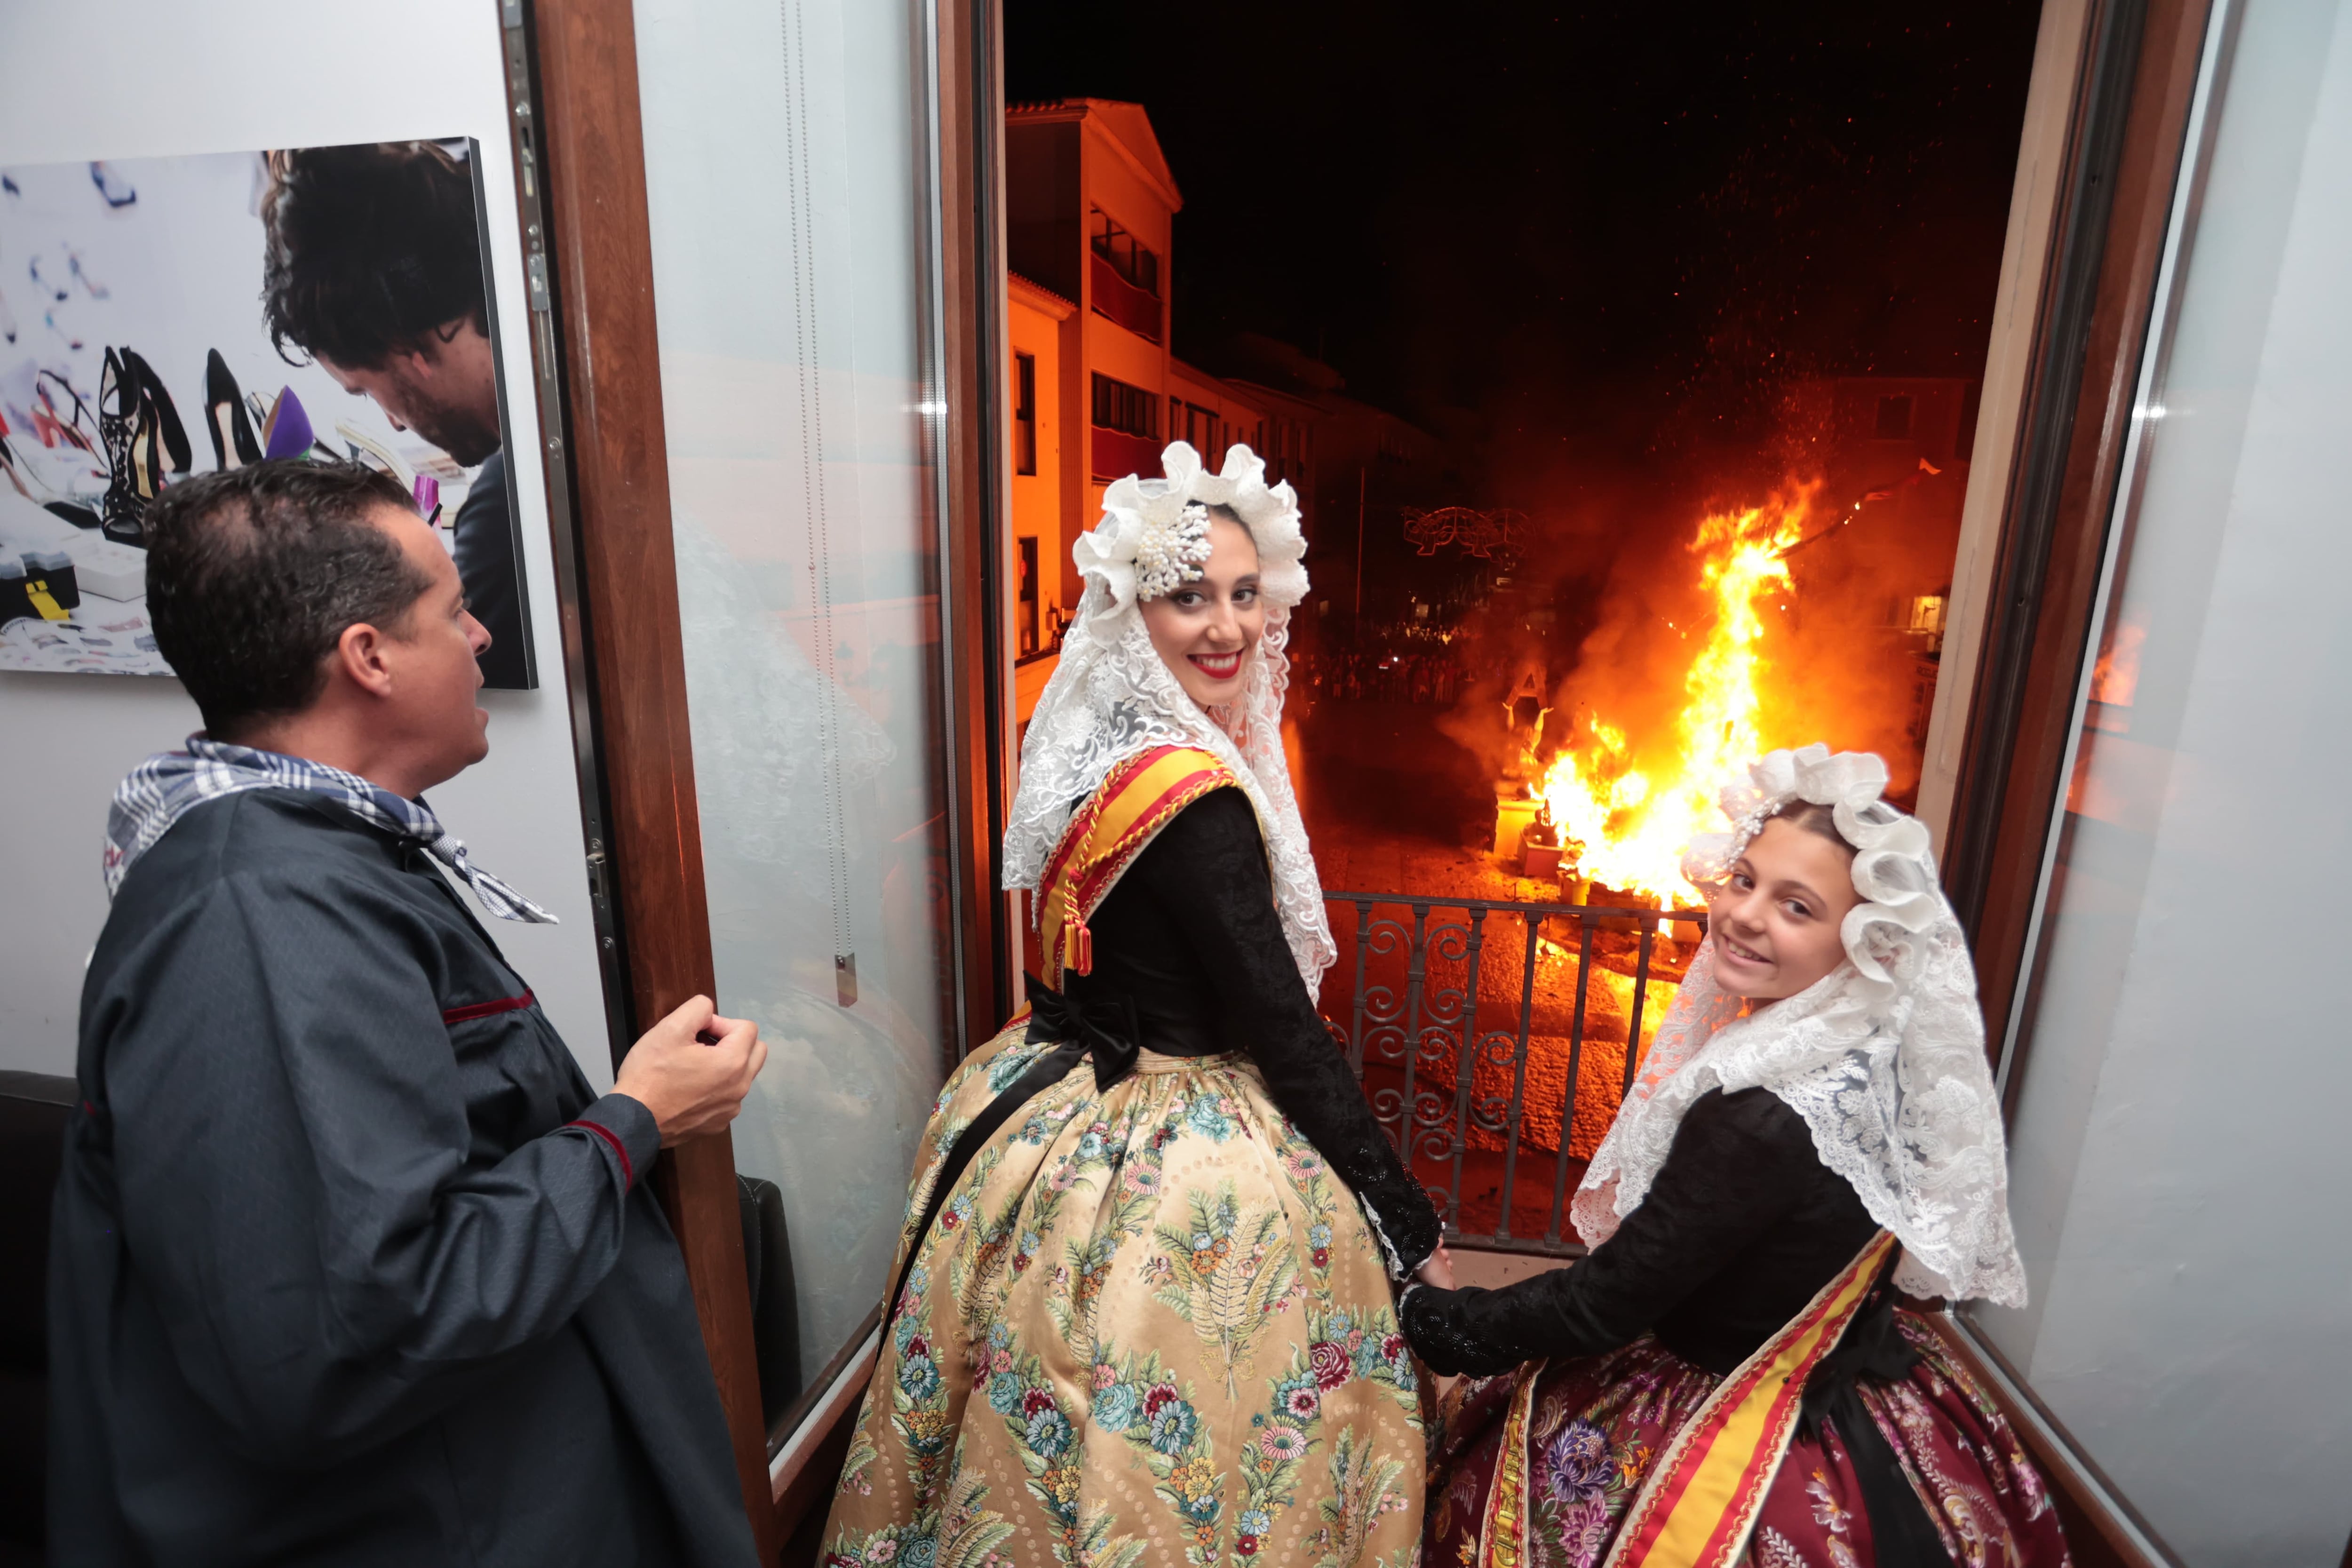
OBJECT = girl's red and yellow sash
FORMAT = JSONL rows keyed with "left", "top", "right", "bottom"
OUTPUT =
{"left": 1474, "top": 1229, "right": 1900, "bottom": 1568}
{"left": 1035, "top": 745, "right": 1242, "bottom": 987}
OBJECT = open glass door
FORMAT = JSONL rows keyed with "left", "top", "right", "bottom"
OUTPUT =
{"left": 627, "top": 0, "right": 963, "bottom": 1475}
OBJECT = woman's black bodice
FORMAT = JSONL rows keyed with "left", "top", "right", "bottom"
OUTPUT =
{"left": 1403, "top": 1086, "right": 1880, "bottom": 1377}
{"left": 1059, "top": 786, "right": 1440, "bottom": 1275}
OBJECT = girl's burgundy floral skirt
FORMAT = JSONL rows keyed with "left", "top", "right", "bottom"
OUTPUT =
{"left": 1427, "top": 1311, "right": 2073, "bottom": 1568}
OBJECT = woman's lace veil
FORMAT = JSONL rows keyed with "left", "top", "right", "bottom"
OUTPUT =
{"left": 1570, "top": 744, "right": 2029, "bottom": 1306}
{"left": 1003, "top": 441, "right": 1335, "bottom": 992}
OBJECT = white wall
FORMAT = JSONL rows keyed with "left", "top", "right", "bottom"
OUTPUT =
{"left": 0, "top": 0, "right": 612, "bottom": 1086}
{"left": 1975, "top": 2, "right": 2352, "bottom": 1562}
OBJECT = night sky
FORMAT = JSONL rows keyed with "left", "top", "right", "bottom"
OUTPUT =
{"left": 1005, "top": 1, "right": 2046, "bottom": 509}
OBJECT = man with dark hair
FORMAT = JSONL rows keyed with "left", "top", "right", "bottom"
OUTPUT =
{"left": 260, "top": 141, "right": 527, "bottom": 687}
{"left": 49, "top": 462, "right": 763, "bottom": 1566}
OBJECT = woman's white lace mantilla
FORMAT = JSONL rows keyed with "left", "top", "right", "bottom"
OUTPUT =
{"left": 1570, "top": 745, "right": 2029, "bottom": 1307}
{"left": 1004, "top": 442, "right": 1335, "bottom": 993}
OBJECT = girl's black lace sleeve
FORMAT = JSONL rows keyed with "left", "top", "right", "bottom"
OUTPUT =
{"left": 1131, "top": 787, "right": 1441, "bottom": 1277}
{"left": 1401, "top": 1088, "right": 1815, "bottom": 1377}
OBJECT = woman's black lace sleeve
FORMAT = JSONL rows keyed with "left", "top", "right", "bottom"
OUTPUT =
{"left": 1129, "top": 787, "right": 1441, "bottom": 1277}
{"left": 1402, "top": 1087, "right": 1816, "bottom": 1377}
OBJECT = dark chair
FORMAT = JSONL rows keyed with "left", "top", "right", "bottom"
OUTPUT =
{"left": 0, "top": 1071, "right": 74, "bottom": 1566}
{"left": 736, "top": 1174, "right": 804, "bottom": 1432}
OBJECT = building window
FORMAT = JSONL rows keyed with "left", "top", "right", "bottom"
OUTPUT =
{"left": 1182, "top": 402, "right": 1221, "bottom": 465}
{"left": 1091, "top": 372, "right": 1159, "bottom": 439}
{"left": 1875, "top": 393, "right": 1914, "bottom": 440}
{"left": 1014, "top": 351, "right": 1037, "bottom": 476}
{"left": 1089, "top": 209, "right": 1159, "bottom": 297}
{"left": 1017, "top": 534, "right": 1040, "bottom": 656}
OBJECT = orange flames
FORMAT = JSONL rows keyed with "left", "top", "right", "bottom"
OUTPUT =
{"left": 1536, "top": 481, "right": 1820, "bottom": 901}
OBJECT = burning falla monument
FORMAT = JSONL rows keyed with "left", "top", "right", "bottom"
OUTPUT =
{"left": 1486, "top": 377, "right": 1975, "bottom": 917}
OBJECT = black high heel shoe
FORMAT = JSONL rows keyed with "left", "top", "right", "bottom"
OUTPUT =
{"left": 116, "top": 401, "right": 168, "bottom": 547}
{"left": 118, "top": 347, "right": 190, "bottom": 479}
{"left": 204, "top": 350, "right": 261, "bottom": 470}
{"left": 98, "top": 349, "right": 132, "bottom": 487}
{"left": 98, "top": 349, "right": 155, "bottom": 548}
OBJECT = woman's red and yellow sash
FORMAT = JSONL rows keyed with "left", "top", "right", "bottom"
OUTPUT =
{"left": 1474, "top": 1229, "right": 1900, "bottom": 1568}
{"left": 1034, "top": 745, "right": 1241, "bottom": 987}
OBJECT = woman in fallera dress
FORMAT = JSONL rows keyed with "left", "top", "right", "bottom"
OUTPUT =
{"left": 1404, "top": 746, "right": 2071, "bottom": 1568}
{"left": 822, "top": 442, "right": 1446, "bottom": 1568}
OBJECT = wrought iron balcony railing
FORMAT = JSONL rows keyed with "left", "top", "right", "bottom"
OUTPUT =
{"left": 1322, "top": 890, "right": 1708, "bottom": 1258}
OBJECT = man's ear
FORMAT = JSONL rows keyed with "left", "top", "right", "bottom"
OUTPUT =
{"left": 333, "top": 620, "right": 398, "bottom": 699}
{"left": 417, "top": 314, "right": 488, "bottom": 374}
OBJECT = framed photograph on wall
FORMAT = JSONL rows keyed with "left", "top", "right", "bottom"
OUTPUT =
{"left": 0, "top": 138, "right": 535, "bottom": 685}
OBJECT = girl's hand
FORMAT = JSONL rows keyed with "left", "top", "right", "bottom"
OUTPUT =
{"left": 1414, "top": 1243, "right": 1457, "bottom": 1291}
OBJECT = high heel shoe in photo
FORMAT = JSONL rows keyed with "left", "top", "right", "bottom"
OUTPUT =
{"left": 97, "top": 351, "right": 131, "bottom": 473}
{"left": 34, "top": 369, "right": 100, "bottom": 456}
{"left": 0, "top": 428, "right": 102, "bottom": 531}
{"left": 336, "top": 421, "right": 408, "bottom": 483}
{"left": 261, "top": 385, "right": 315, "bottom": 462}
{"left": 205, "top": 350, "right": 261, "bottom": 470}
{"left": 98, "top": 349, "right": 151, "bottom": 548}
{"left": 110, "top": 401, "right": 168, "bottom": 548}
{"left": 89, "top": 162, "right": 136, "bottom": 209}
{"left": 118, "top": 347, "right": 190, "bottom": 479}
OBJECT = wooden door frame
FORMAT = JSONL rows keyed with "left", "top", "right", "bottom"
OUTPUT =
{"left": 501, "top": 0, "right": 779, "bottom": 1558}
{"left": 1935, "top": 0, "right": 2217, "bottom": 1062}
{"left": 933, "top": 0, "right": 1017, "bottom": 1059}
{"left": 503, "top": 0, "right": 1009, "bottom": 1556}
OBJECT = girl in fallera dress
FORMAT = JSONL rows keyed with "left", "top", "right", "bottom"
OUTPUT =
{"left": 1403, "top": 746, "right": 2070, "bottom": 1568}
{"left": 821, "top": 442, "right": 1446, "bottom": 1568}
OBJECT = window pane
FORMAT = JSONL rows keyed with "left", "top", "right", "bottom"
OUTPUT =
{"left": 1969, "top": 4, "right": 2352, "bottom": 1560}
{"left": 633, "top": 0, "right": 951, "bottom": 1420}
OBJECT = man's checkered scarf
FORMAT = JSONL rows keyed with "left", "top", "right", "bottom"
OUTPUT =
{"left": 104, "top": 736, "right": 556, "bottom": 923}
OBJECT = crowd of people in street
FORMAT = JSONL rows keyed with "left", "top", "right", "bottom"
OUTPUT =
{"left": 1293, "top": 640, "right": 1465, "bottom": 705}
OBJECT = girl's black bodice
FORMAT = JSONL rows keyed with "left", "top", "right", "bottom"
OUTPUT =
{"left": 1060, "top": 786, "right": 1440, "bottom": 1274}
{"left": 1402, "top": 1086, "right": 1880, "bottom": 1377}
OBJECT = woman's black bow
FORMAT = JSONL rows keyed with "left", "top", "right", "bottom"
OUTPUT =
{"left": 1025, "top": 974, "right": 1141, "bottom": 1091}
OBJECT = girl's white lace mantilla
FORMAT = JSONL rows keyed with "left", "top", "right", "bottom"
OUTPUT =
{"left": 1004, "top": 441, "right": 1334, "bottom": 993}
{"left": 1571, "top": 744, "right": 2029, "bottom": 1307}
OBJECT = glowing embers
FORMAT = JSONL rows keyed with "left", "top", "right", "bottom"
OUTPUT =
{"left": 1534, "top": 480, "right": 1820, "bottom": 901}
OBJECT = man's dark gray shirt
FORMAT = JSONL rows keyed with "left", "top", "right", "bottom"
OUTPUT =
{"left": 454, "top": 447, "right": 529, "bottom": 690}
{"left": 48, "top": 788, "right": 757, "bottom": 1566}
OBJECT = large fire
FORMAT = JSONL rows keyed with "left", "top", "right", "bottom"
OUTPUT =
{"left": 1535, "top": 480, "right": 1821, "bottom": 900}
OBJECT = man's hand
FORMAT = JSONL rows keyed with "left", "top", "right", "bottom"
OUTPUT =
{"left": 1414, "top": 1242, "right": 1458, "bottom": 1291}
{"left": 612, "top": 995, "right": 766, "bottom": 1146}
